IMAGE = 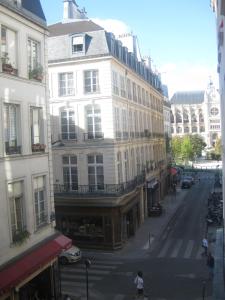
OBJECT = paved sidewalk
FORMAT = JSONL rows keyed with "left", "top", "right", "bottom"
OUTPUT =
{"left": 114, "top": 188, "right": 189, "bottom": 258}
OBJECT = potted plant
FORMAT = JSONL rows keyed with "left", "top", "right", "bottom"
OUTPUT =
{"left": 1, "top": 52, "right": 13, "bottom": 73}
{"left": 29, "top": 63, "right": 44, "bottom": 81}
{"left": 13, "top": 229, "right": 30, "bottom": 245}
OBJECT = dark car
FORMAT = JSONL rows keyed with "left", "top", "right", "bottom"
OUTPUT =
{"left": 181, "top": 179, "right": 191, "bottom": 189}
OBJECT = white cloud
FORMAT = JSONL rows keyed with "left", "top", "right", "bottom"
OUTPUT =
{"left": 159, "top": 63, "right": 218, "bottom": 98}
{"left": 91, "top": 18, "right": 131, "bottom": 37}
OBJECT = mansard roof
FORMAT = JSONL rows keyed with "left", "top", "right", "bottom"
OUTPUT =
{"left": 48, "top": 20, "right": 103, "bottom": 37}
{"left": 22, "top": 0, "right": 46, "bottom": 21}
{"left": 0, "top": 0, "right": 46, "bottom": 27}
{"left": 171, "top": 91, "right": 205, "bottom": 105}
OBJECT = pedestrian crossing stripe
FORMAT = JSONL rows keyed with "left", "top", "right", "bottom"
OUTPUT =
{"left": 155, "top": 238, "right": 209, "bottom": 259}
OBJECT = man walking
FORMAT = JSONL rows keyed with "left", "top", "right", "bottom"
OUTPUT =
{"left": 134, "top": 271, "right": 144, "bottom": 298}
{"left": 207, "top": 252, "right": 215, "bottom": 279}
{"left": 202, "top": 237, "right": 208, "bottom": 256}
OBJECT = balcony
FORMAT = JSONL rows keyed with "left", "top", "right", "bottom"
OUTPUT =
{"left": 32, "top": 143, "right": 46, "bottom": 153}
{"left": 2, "top": 63, "right": 18, "bottom": 76}
{"left": 84, "top": 132, "right": 104, "bottom": 140}
{"left": 54, "top": 174, "right": 145, "bottom": 197}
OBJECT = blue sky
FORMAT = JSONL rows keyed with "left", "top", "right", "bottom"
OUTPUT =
{"left": 40, "top": 0, "right": 218, "bottom": 96}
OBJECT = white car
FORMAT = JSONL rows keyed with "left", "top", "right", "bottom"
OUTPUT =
{"left": 59, "top": 246, "right": 82, "bottom": 264}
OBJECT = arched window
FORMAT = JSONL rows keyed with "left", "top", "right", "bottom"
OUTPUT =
{"left": 175, "top": 110, "right": 182, "bottom": 123}
{"left": 183, "top": 110, "right": 189, "bottom": 123}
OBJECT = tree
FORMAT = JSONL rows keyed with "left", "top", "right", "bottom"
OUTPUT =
{"left": 180, "top": 135, "right": 194, "bottom": 165}
{"left": 214, "top": 137, "right": 222, "bottom": 155}
{"left": 171, "top": 136, "right": 182, "bottom": 162}
{"left": 189, "top": 134, "right": 206, "bottom": 158}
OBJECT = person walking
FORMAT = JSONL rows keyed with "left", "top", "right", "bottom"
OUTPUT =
{"left": 202, "top": 237, "right": 208, "bottom": 256}
{"left": 134, "top": 271, "right": 144, "bottom": 298}
{"left": 207, "top": 252, "right": 215, "bottom": 279}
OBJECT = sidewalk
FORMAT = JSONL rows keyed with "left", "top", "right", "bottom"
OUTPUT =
{"left": 114, "top": 187, "right": 189, "bottom": 258}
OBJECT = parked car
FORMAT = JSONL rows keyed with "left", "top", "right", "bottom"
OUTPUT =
{"left": 181, "top": 179, "right": 191, "bottom": 189}
{"left": 184, "top": 176, "right": 195, "bottom": 185}
{"left": 59, "top": 245, "right": 82, "bottom": 264}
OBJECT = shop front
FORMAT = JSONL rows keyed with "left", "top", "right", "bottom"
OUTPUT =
{"left": 146, "top": 178, "right": 160, "bottom": 216}
{"left": 55, "top": 188, "right": 143, "bottom": 250}
{"left": 0, "top": 235, "right": 71, "bottom": 300}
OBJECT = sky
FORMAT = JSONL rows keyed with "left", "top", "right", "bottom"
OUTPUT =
{"left": 40, "top": 0, "right": 218, "bottom": 97}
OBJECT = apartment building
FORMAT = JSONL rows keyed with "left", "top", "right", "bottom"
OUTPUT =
{"left": 170, "top": 82, "right": 221, "bottom": 148}
{"left": 0, "top": 1, "right": 71, "bottom": 299}
{"left": 49, "top": 0, "right": 168, "bottom": 250}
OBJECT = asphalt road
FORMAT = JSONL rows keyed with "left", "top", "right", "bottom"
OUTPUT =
{"left": 60, "top": 177, "right": 214, "bottom": 300}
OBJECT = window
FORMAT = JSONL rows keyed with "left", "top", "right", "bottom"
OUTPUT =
{"left": 124, "top": 150, "right": 129, "bottom": 182}
{"left": 132, "top": 82, "right": 137, "bottom": 102}
{"left": 8, "top": 181, "right": 24, "bottom": 242}
{"left": 61, "top": 109, "right": 76, "bottom": 140}
{"left": 84, "top": 70, "right": 99, "bottom": 93}
{"left": 114, "top": 107, "right": 121, "bottom": 139}
{"left": 120, "top": 75, "right": 126, "bottom": 97}
{"left": 137, "top": 85, "right": 141, "bottom": 104}
{"left": 1, "top": 25, "right": 17, "bottom": 74}
{"left": 28, "top": 38, "right": 41, "bottom": 77}
{"left": 72, "top": 35, "right": 84, "bottom": 53}
{"left": 34, "top": 176, "right": 47, "bottom": 228}
{"left": 126, "top": 78, "right": 132, "bottom": 100}
{"left": 192, "top": 126, "right": 197, "bottom": 133}
{"left": 58, "top": 73, "right": 74, "bottom": 97}
{"left": 117, "top": 152, "right": 123, "bottom": 183}
{"left": 62, "top": 155, "right": 78, "bottom": 191}
{"left": 184, "top": 127, "right": 189, "bottom": 133}
{"left": 210, "top": 107, "right": 219, "bottom": 116}
{"left": 200, "top": 126, "right": 205, "bottom": 132}
{"left": 4, "top": 103, "right": 21, "bottom": 155}
{"left": 30, "top": 107, "right": 44, "bottom": 151}
{"left": 88, "top": 154, "right": 104, "bottom": 190}
{"left": 177, "top": 127, "right": 182, "bottom": 133}
{"left": 85, "top": 104, "right": 103, "bottom": 139}
{"left": 122, "top": 109, "right": 128, "bottom": 139}
{"left": 112, "top": 71, "right": 119, "bottom": 95}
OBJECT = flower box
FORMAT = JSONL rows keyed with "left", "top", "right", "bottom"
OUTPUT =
{"left": 32, "top": 143, "right": 46, "bottom": 152}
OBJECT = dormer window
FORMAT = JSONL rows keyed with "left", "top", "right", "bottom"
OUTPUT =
{"left": 72, "top": 35, "right": 84, "bottom": 54}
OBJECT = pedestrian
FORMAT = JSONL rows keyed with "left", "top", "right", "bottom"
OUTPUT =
{"left": 202, "top": 237, "right": 208, "bottom": 256}
{"left": 64, "top": 295, "right": 72, "bottom": 300}
{"left": 207, "top": 252, "right": 215, "bottom": 279}
{"left": 134, "top": 271, "right": 144, "bottom": 298}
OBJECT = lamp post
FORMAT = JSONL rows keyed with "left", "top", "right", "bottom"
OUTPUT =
{"left": 85, "top": 259, "right": 91, "bottom": 300}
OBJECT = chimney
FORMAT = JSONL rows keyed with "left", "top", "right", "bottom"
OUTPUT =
{"left": 63, "top": 0, "right": 87, "bottom": 22}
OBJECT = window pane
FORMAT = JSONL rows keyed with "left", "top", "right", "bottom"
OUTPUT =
{"left": 88, "top": 155, "right": 94, "bottom": 163}
{"left": 96, "top": 155, "right": 103, "bottom": 163}
{"left": 62, "top": 156, "right": 69, "bottom": 164}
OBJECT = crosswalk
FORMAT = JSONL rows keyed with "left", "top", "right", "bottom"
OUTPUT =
{"left": 60, "top": 258, "right": 125, "bottom": 299}
{"left": 154, "top": 238, "right": 206, "bottom": 260}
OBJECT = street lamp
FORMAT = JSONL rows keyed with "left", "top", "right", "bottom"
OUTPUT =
{"left": 85, "top": 259, "right": 91, "bottom": 300}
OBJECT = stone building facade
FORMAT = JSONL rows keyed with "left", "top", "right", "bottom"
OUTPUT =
{"left": 0, "top": 1, "right": 70, "bottom": 299}
{"left": 49, "top": 0, "right": 168, "bottom": 250}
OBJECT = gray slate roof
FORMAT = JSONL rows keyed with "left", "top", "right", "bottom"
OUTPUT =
{"left": 22, "top": 0, "right": 46, "bottom": 21}
{"left": 170, "top": 91, "right": 205, "bottom": 105}
{"left": 48, "top": 20, "right": 103, "bottom": 37}
{"left": 0, "top": 0, "right": 46, "bottom": 26}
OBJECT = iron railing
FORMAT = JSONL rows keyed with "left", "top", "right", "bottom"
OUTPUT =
{"left": 54, "top": 174, "right": 145, "bottom": 197}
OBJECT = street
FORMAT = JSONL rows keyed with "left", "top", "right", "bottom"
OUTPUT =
{"left": 60, "top": 175, "right": 215, "bottom": 300}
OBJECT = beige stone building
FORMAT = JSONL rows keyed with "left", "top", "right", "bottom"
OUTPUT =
{"left": 0, "top": 1, "right": 70, "bottom": 299}
{"left": 48, "top": 0, "right": 168, "bottom": 250}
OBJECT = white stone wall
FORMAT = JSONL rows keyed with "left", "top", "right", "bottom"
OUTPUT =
{"left": 0, "top": 5, "right": 55, "bottom": 265}
{"left": 49, "top": 55, "right": 166, "bottom": 188}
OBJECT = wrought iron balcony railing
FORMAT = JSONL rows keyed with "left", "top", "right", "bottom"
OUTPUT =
{"left": 54, "top": 174, "right": 145, "bottom": 197}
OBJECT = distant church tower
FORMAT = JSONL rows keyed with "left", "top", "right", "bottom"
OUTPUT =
{"left": 63, "top": 0, "right": 87, "bottom": 22}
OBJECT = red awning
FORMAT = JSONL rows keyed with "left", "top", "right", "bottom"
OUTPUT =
{"left": 170, "top": 167, "right": 178, "bottom": 175}
{"left": 0, "top": 235, "right": 72, "bottom": 295}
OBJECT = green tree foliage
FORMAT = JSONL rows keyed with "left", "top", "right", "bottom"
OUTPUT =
{"left": 180, "top": 135, "right": 194, "bottom": 164}
{"left": 214, "top": 137, "right": 222, "bottom": 157}
{"left": 171, "top": 136, "right": 182, "bottom": 161}
{"left": 171, "top": 134, "right": 206, "bottom": 164}
{"left": 189, "top": 134, "right": 206, "bottom": 158}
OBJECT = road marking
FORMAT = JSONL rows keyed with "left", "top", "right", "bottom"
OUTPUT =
{"left": 113, "top": 294, "right": 125, "bottom": 300}
{"left": 62, "top": 268, "right": 110, "bottom": 275}
{"left": 142, "top": 237, "right": 155, "bottom": 249}
{"left": 184, "top": 240, "right": 194, "bottom": 258}
{"left": 61, "top": 273, "right": 102, "bottom": 281}
{"left": 158, "top": 239, "right": 173, "bottom": 258}
{"left": 170, "top": 239, "right": 183, "bottom": 258}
